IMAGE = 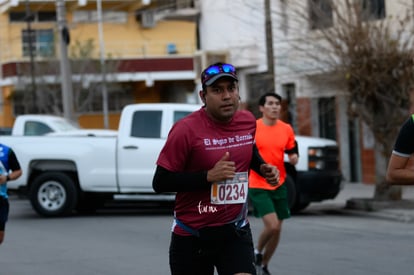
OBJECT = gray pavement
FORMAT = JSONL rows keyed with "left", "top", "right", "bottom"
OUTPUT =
{"left": 324, "top": 181, "right": 414, "bottom": 223}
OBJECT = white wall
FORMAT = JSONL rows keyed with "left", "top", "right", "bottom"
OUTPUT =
{"left": 198, "top": 0, "right": 267, "bottom": 70}
{"left": 197, "top": 0, "right": 269, "bottom": 101}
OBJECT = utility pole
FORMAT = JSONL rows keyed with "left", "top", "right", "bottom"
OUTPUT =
{"left": 56, "top": 0, "right": 74, "bottom": 121}
{"left": 25, "top": 0, "right": 37, "bottom": 113}
{"left": 265, "top": 0, "right": 275, "bottom": 92}
{"left": 97, "top": 0, "right": 109, "bottom": 129}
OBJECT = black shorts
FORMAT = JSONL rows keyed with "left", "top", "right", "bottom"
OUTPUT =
{"left": 0, "top": 197, "right": 9, "bottom": 231}
{"left": 169, "top": 223, "right": 256, "bottom": 275}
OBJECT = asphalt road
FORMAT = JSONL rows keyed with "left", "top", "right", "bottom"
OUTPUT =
{"left": 1, "top": 195, "right": 414, "bottom": 275}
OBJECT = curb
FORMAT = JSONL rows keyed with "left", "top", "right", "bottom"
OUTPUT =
{"left": 339, "top": 208, "right": 414, "bottom": 223}
{"left": 342, "top": 197, "right": 414, "bottom": 223}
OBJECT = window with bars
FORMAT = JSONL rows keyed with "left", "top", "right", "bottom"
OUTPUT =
{"left": 73, "top": 11, "right": 128, "bottom": 23}
{"left": 22, "top": 29, "right": 55, "bottom": 57}
{"left": 10, "top": 11, "right": 56, "bottom": 22}
{"left": 309, "top": 0, "right": 333, "bottom": 30}
{"left": 361, "top": 0, "right": 386, "bottom": 21}
{"left": 318, "top": 97, "right": 336, "bottom": 140}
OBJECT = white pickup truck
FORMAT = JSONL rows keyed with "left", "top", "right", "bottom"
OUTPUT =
{"left": 5, "top": 103, "right": 342, "bottom": 217}
{"left": 8, "top": 114, "right": 117, "bottom": 136}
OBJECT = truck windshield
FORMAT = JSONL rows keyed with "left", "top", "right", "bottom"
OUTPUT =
{"left": 24, "top": 119, "right": 79, "bottom": 136}
{"left": 52, "top": 119, "right": 80, "bottom": 132}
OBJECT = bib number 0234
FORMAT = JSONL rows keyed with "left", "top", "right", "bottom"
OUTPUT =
{"left": 210, "top": 172, "right": 248, "bottom": 205}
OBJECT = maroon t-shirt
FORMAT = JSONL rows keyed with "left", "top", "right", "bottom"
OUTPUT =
{"left": 157, "top": 107, "right": 256, "bottom": 235}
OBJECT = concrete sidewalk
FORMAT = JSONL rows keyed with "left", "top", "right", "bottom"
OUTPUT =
{"left": 329, "top": 182, "right": 414, "bottom": 223}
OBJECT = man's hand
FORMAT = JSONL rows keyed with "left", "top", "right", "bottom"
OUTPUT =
{"left": 260, "top": 164, "right": 280, "bottom": 186}
{"left": 207, "top": 152, "right": 236, "bottom": 182}
{"left": 289, "top": 153, "right": 299, "bottom": 165}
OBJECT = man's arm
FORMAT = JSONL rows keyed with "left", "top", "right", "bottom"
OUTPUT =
{"left": 386, "top": 154, "right": 414, "bottom": 184}
{"left": 386, "top": 116, "right": 414, "bottom": 185}
{"left": 153, "top": 145, "right": 280, "bottom": 193}
{"left": 250, "top": 143, "right": 280, "bottom": 186}
{"left": 152, "top": 166, "right": 210, "bottom": 193}
{"left": 250, "top": 143, "right": 265, "bottom": 174}
{"left": 153, "top": 152, "right": 237, "bottom": 193}
{"left": 285, "top": 138, "right": 299, "bottom": 165}
{"left": 0, "top": 149, "right": 22, "bottom": 184}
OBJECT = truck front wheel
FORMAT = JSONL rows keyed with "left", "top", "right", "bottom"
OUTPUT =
{"left": 30, "top": 172, "right": 78, "bottom": 217}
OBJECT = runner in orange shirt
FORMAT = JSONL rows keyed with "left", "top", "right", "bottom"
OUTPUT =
{"left": 249, "top": 92, "right": 298, "bottom": 275}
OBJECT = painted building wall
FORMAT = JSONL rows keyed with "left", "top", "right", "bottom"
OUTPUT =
{"left": 271, "top": 0, "right": 414, "bottom": 183}
{"left": 0, "top": 0, "right": 198, "bottom": 129}
{"left": 197, "top": 0, "right": 268, "bottom": 102}
{"left": 196, "top": 0, "right": 412, "bottom": 183}
{"left": 0, "top": 2, "right": 196, "bottom": 61}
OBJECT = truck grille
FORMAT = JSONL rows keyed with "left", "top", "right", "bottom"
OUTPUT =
{"left": 308, "top": 146, "right": 339, "bottom": 171}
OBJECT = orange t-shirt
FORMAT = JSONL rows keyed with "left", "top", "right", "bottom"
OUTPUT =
{"left": 249, "top": 118, "right": 296, "bottom": 190}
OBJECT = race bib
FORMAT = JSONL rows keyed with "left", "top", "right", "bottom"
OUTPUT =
{"left": 210, "top": 172, "right": 248, "bottom": 204}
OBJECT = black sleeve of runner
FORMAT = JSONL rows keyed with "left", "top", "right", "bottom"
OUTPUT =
{"left": 250, "top": 143, "right": 266, "bottom": 175}
{"left": 285, "top": 140, "right": 299, "bottom": 156}
{"left": 8, "top": 149, "right": 21, "bottom": 171}
{"left": 152, "top": 165, "right": 211, "bottom": 193}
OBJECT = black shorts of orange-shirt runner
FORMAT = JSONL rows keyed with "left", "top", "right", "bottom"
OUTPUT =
{"left": 0, "top": 197, "right": 9, "bottom": 231}
{"left": 169, "top": 223, "right": 256, "bottom": 275}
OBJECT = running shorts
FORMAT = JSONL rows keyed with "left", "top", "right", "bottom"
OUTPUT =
{"left": 0, "top": 197, "right": 9, "bottom": 230}
{"left": 169, "top": 223, "right": 256, "bottom": 275}
{"left": 249, "top": 184, "right": 291, "bottom": 220}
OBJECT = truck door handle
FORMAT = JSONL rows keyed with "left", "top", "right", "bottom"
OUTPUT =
{"left": 123, "top": 145, "right": 138, "bottom": 150}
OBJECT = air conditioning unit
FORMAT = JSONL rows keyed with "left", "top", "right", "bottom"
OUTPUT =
{"left": 176, "top": 0, "right": 192, "bottom": 9}
{"left": 193, "top": 50, "right": 230, "bottom": 81}
{"left": 141, "top": 10, "right": 155, "bottom": 28}
{"left": 205, "top": 51, "right": 229, "bottom": 66}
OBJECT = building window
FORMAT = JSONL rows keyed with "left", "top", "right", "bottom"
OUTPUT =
{"left": 131, "top": 111, "right": 162, "bottom": 138}
{"left": 38, "top": 12, "right": 57, "bottom": 22}
{"left": 10, "top": 11, "right": 56, "bottom": 22}
{"left": 309, "top": 0, "right": 333, "bottom": 30}
{"left": 22, "top": 29, "right": 54, "bottom": 57}
{"left": 318, "top": 97, "right": 336, "bottom": 140}
{"left": 361, "top": 0, "right": 385, "bottom": 21}
{"left": 73, "top": 11, "right": 127, "bottom": 23}
{"left": 283, "top": 83, "right": 297, "bottom": 132}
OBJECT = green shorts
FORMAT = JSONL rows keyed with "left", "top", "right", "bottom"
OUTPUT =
{"left": 248, "top": 184, "right": 290, "bottom": 220}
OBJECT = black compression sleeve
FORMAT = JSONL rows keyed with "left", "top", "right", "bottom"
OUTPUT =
{"left": 250, "top": 143, "right": 266, "bottom": 175}
{"left": 8, "top": 150, "right": 21, "bottom": 171}
{"left": 152, "top": 165, "right": 210, "bottom": 193}
{"left": 285, "top": 140, "right": 299, "bottom": 156}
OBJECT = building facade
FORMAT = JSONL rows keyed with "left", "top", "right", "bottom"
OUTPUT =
{"left": 1, "top": 0, "right": 408, "bottom": 183}
{"left": 271, "top": 0, "right": 412, "bottom": 183}
{"left": 196, "top": 0, "right": 412, "bottom": 184}
{"left": 0, "top": 0, "right": 198, "bottom": 128}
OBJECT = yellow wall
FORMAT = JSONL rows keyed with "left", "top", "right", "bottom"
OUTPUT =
{"left": 69, "top": 21, "right": 195, "bottom": 58}
{"left": 0, "top": 86, "right": 15, "bottom": 127}
{"left": 0, "top": 5, "right": 196, "bottom": 61}
{"left": 0, "top": 1, "right": 197, "bottom": 129}
{"left": 78, "top": 113, "right": 120, "bottom": 129}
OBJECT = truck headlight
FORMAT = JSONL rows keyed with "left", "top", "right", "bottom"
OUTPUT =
{"left": 309, "top": 160, "right": 325, "bottom": 170}
{"left": 308, "top": 148, "right": 323, "bottom": 157}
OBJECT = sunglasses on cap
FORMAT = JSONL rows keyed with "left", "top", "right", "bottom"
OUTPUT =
{"left": 201, "top": 63, "right": 238, "bottom": 86}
